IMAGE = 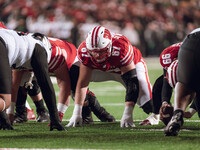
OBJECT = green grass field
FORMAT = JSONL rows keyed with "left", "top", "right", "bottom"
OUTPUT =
{"left": 1, "top": 57, "right": 200, "bottom": 150}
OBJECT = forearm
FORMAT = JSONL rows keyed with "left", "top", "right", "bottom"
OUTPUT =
{"left": 74, "top": 86, "right": 88, "bottom": 106}
{"left": 161, "top": 70, "right": 173, "bottom": 104}
{"left": 31, "top": 44, "right": 59, "bottom": 122}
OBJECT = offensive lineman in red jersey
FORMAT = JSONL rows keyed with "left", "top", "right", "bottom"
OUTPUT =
{"left": 10, "top": 34, "right": 115, "bottom": 124}
{"left": 140, "top": 42, "right": 181, "bottom": 125}
{"left": 140, "top": 42, "right": 199, "bottom": 126}
{"left": 67, "top": 26, "right": 153, "bottom": 127}
{"left": 49, "top": 37, "right": 115, "bottom": 123}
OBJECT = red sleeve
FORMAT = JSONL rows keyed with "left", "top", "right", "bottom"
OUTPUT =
{"left": 112, "top": 34, "right": 134, "bottom": 67}
{"left": 65, "top": 41, "right": 77, "bottom": 69}
{"left": 77, "top": 41, "right": 93, "bottom": 67}
{"left": 133, "top": 46, "right": 142, "bottom": 64}
{"left": 48, "top": 37, "right": 77, "bottom": 72}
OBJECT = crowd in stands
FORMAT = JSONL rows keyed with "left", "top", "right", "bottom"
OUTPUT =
{"left": 0, "top": 0, "right": 200, "bottom": 56}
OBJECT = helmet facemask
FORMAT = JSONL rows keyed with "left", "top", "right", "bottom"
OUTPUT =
{"left": 86, "top": 26, "right": 112, "bottom": 64}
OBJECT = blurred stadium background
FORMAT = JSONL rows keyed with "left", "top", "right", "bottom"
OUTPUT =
{"left": 1, "top": 0, "right": 200, "bottom": 57}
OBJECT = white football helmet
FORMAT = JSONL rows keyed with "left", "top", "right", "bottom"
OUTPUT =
{"left": 167, "top": 60, "right": 178, "bottom": 88}
{"left": 86, "top": 26, "right": 112, "bottom": 63}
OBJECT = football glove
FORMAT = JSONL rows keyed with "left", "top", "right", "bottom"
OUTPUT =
{"left": 66, "top": 104, "right": 82, "bottom": 127}
{"left": 159, "top": 102, "right": 174, "bottom": 126}
{"left": 120, "top": 105, "right": 135, "bottom": 127}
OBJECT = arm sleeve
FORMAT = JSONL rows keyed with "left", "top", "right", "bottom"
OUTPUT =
{"left": 31, "top": 44, "right": 59, "bottom": 122}
{"left": 161, "top": 69, "right": 173, "bottom": 104}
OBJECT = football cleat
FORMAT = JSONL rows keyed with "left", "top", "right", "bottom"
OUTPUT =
{"left": 0, "top": 111, "right": 14, "bottom": 130}
{"left": 164, "top": 111, "right": 184, "bottom": 136}
{"left": 139, "top": 119, "right": 151, "bottom": 126}
{"left": 27, "top": 109, "right": 36, "bottom": 120}
{"left": 48, "top": 112, "right": 63, "bottom": 127}
{"left": 82, "top": 106, "right": 93, "bottom": 124}
{"left": 97, "top": 108, "right": 116, "bottom": 122}
{"left": 87, "top": 90, "right": 115, "bottom": 122}
{"left": 50, "top": 122, "right": 67, "bottom": 131}
{"left": 58, "top": 111, "right": 64, "bottom": 122}
{"left": 14, "top": 106, "right": 28, "bottom": 123}
{"left": 139, "top": 113, "right": 160, "bottom": 126}
{"left": 36, "top": 109, "right": 50, "bottom": 122}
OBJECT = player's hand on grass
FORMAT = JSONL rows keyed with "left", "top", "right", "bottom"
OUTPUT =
{"left": 120, "top": 105, "right": 135, "bottom": 127}
{"left": 66, "top": 104, "right": 82, "bottom": 127}
{"left": 159, "top": 102, "right": 174, "bottom": 126}
{"left": 66, "top": 114, "right": 82, "bottom": 127}
{"left": 184, "top": 108, "right": 196, "bottom": 119}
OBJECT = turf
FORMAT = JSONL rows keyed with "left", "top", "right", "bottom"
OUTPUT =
{"left": 1, "top": 57, "right": 200, "bottom": 149}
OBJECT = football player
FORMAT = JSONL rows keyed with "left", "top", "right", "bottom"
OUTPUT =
{"left": 0, "top": 22, "right": 48, "bottom": 123}
{"left": 0, "top": 28, "right": 65, "bottom": 131}
{"left": 167, "top": 60, "right": 198, "bottom": 120}
{"left": 164, "top": 28, "right": 200, "bottom": 136}
{"left": 11, "top": 35, "right": 115, "bottom": 124}
{"left": 13, "top": 71, "right": 50, "bottom": 123}
{"left": 140, "top": 43, "right": 200, "bottom": 126}
{"left": 140, "top": 42, "right": 181, "bottom": 126}
{"left": 66, "top": 26, "right": 153, "bottom": 127}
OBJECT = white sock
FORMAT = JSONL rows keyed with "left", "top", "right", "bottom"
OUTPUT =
{"left": 26, "top": 101, "right": 32, "bottom": 110}
{"left": 6, "top": 102, "right": 15, "bottom": 114}
{"left": 57, "top": 103, "right": 68, "bottom": 114}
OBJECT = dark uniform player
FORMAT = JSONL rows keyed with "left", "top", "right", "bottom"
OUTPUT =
{"left": 13, "top": 36, "right": 115, "bottom": 124}
{"left": 141, "top": 42, "right": 200, "bottom": 126}
{"left": 0, "top": 28, "right": 65, "bottom": 131}
{"left": 165, "top": 28, "right": 200, "bottom": 136}
{"left": 140, "top": 43, "right": 180, "bottom": 125}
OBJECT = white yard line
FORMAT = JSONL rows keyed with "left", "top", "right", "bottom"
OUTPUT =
{"left": 62, "top": 119, "right": 200, "bottom": 122}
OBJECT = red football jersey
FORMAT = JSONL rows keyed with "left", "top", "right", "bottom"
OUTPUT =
{"left": 160, "top": 42, "right": 181, "bottom": 70}
{"left": 48, "top": 37, "right": 77, "bottom": 72}
{"left": 77, "top": 34, "right": 142, "bottom": 73}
